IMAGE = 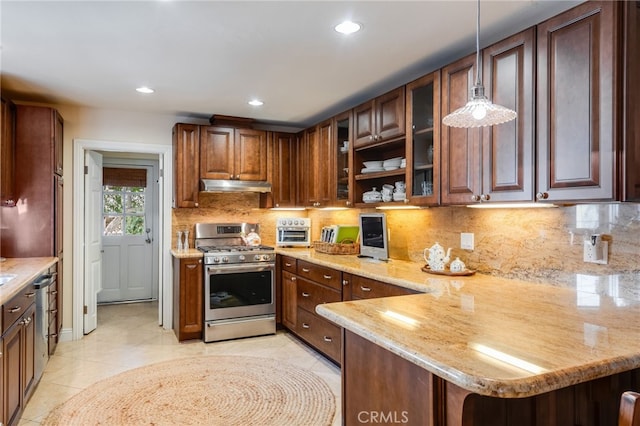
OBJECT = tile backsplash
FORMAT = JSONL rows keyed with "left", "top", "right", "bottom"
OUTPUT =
{"left": 173, "top": 195, "right": 640, "bottom": 287}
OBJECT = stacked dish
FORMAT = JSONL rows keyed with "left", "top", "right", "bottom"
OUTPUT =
{"left": 383, "top": 157, "right": 404, "bottom": 171}
{"left": 361, "top": 161, "right": 384, "bottom": 174}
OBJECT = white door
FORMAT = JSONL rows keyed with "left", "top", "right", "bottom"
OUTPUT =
{"left": 84, "top": 151, "right": 103, "bottom": 334}
{"left": 99, "top": 164, "right": 156, "bottom": 303}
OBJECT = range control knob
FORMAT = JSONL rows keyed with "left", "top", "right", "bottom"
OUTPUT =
{"left": 221, "top": 256, "right": 229, "bottom": 263}
{"left": 287, "top": 219, "right": 293, "bottom": 225}
{"left": 262, "top": 254, "right": 271, "bottom": 261}
{"left": 212, "top": 257, "right": 220, "bottom": 263}
{"left": 254, "top": 255, "right": 262, "bottom": 261}
{"left": 238, "top": 255, "right": 245, "bottom": 261}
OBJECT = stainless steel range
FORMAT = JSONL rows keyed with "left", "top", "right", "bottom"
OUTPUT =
{"left": 195, "top": 223, "right": 276, "bottom": 343}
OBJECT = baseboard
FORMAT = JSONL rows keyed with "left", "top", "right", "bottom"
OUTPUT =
{"left": 59, "top": 327, "right": 74, "bottom": 342}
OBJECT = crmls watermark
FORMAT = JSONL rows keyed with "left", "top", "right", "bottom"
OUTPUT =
{"left": 357, "top": 411, "right": 409, "bottom": 424}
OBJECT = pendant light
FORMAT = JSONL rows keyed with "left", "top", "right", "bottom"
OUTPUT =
{"left": 442, "top": 0, "right": 517, "bottom": 128}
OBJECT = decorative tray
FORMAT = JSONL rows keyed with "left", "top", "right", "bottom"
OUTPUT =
{"left": 421, "top": 265, "right": 476, "bottom": 276}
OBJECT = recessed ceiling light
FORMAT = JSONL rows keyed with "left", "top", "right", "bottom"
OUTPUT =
{"left": 136, "top": 86, "right": 154, "bottom": 94}
{"left": 334, "top": 21, "right": 361, "bottom": 35}
{"left": 248, "top": 99, "right": 264, "bottom": 106}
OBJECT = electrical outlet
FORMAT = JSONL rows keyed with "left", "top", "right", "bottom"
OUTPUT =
{"left": 460, "top": 233, "right": 474, "bottom": 250}
{"left": 583, "top": 237, "right": 608, "bottom": 264}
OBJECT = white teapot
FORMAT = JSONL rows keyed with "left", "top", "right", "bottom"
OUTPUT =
{"left": 423, "top": 242, "right": 452, "bottom": 272}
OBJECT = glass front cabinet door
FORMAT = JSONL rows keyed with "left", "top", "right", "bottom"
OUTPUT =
{"left": 406, "top": 72, "right": 440, "bottom": 205}
{"left": 334, "top": 110, "right": 352, "bottom": 207}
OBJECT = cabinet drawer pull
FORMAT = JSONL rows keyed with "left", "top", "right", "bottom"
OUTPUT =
{"left": 360, "top": 286, "right": 372, "bottom": 292}
{"left": 25, "top": 292, "right": 36, "bottom": 298}
{"left": 186, "top": 264, "right": 197, "bottom": 269}
{"left": 49, "top": 309, "right": 58, "bottom": 315}
{"left": 323, "top": 336, "right": 333, "bottom": 342}
{"left": 301, "top": 268, "right": 310, "bottom": 273}
{"left": 285, "top": 262, "right": 292, "bottom": 267}
{"left": 323, "top": 274, "right": 332, "bottom": 280}
{"left": 302, "top": 323, "right": 310, "bottom": 329}
{"left": 342, "top": 280, "right": 349, "bottom": 286}
{"left": 9, "top": 306, "right": 22, "bottom": 313}
{"left": 536, "top": 192, "right": 549, "bottom": 200}
{"left": 50, "top": 290, "right": 58, "bottom": 296}
{"left": 301, "top": 292, "right": 310, "bottom": 297}
{"left": 290, "top": 276, "right": 297, "bottom": 281}
{"left": 49, "top": 333, "right": 58, "bottom": 338}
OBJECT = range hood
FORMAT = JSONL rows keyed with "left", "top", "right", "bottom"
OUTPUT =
{"left": 200, "top": 179, "right": 271, "bottom": 193}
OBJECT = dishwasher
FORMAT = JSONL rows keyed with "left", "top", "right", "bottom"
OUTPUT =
{"left": 33, "top": 273, "right": 54, "bottom": 382}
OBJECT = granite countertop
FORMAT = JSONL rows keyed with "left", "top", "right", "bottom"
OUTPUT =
{"left": 316, "top": 270, "right": 640, "bottom": 399}
{"left": 170, "top": 249, "right": 203, "bottom": 259}
{"left": 0, "top": 257, "right": 58, "bottom": 305}
{"left": 275, "top": 249, "right": 640, "bottom": 399}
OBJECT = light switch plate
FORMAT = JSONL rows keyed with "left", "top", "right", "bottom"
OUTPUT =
{"left": 460, "top": 233, "right": 474, "bottom": 250}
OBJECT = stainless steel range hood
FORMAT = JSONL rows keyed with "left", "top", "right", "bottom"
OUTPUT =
{"left": 200, "top": 179, "right": 271, "bottom": 193}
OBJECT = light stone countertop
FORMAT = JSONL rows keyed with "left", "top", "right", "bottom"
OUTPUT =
{"left": 170, "top": 249, "right": 204, "bottom": 259}
{"left": 276, "top": 249, "right": 640, "bottom": 399}
{"left": 0, "top": 257, "right": 58, "bottom": 305}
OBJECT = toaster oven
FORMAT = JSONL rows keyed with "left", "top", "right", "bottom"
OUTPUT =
{"left": 276, "top": 217, "right": 311, "bottom": 247}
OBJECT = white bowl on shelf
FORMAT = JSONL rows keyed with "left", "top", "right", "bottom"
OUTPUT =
{"left": 363, "top": 161, "right": 383, "bottom": 169}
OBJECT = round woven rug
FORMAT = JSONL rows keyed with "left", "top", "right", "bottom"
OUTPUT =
{"left": 44, "top": 355, "right": 335, "bottom": 425}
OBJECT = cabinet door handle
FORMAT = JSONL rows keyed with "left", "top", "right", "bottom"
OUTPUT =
{"left": 186, "top": 264, "right": 197, "bottom": 269}
{"left": 290, "top": 276, "right": 297, "bottom": 281}
{"left": 49, "top": 309, "right": 58, "bottom": 315}
{"left": 470, "top": 194, "right": 481, "bottom": 202}
{"left": 301, "top": 292, "right": 310, "bottom": 297}
{"left": 536, "top": 192, "right": 549, "bottom": 200}
{"left": 323, "top": 274, "right": 332, "bottom": 280}
{"left": 323, "top": 336, "right": 333, "bottom": 342}
{"left": 25, "top": 291, "right": 36, "bottom": 298}
{"left": 50, "top": 290, "right": 58, "bottom": 296}
{"left": 301, "top": 268, "right": 310, "bottom": 273}
{"left": 194, "top": 203, "right": 199, "bottom": 207}
{"left": 49, "top": 333, "right": 58, "bottom": 338}
{"left": 480, "top": 194, "right": 491, "bottom": 201}
{"left": 9, "top": 306, "right": 22, "bottom": 313}
{"left": 360, "top": 286, "right": 371, "bottom": 292}
{"left": 302, "top": 323, "right": 310, "bottom": 329}
{"left": 342, "top": 280, "right": 349, "bottom": 286}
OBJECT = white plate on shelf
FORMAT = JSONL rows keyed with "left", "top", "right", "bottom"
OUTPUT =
{"left": 384, "top": 166, "right": 399, "bottom": 171}
{"left": 361, "top": 167, "right": 385, "bottom": 174}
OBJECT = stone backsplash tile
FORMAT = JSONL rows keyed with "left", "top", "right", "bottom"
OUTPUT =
{"left": 172, "top": 196, "right": 640, "bottom": 286}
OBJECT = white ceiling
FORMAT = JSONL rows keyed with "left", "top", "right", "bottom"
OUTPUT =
{"left": 1, "top": 0, "right": 582, "bottom": 127}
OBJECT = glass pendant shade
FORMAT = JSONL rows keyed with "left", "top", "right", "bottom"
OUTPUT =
{"left": 442, "top": 85, "right": 517, "bottom": 128}
{"left": 442, "top": 0, "right": 517, "bottom": 128}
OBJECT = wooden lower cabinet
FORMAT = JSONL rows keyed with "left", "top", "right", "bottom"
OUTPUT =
{"left": 2, "top": 301, "right": 36, "bottom": 426}
{"left": 343, "top": 330, "right": 640, "bottom": 426}
{"left": 281, "top": 270, "right": 297, "bottom": 331}
{"left": 172, "top": 257, "right": 203, "bottom": 341}
{"left": 296, "top": 308, "right": 341, "bottom": 362}
{"left": 346, "top": 274, "right": 418, "bottom": 300}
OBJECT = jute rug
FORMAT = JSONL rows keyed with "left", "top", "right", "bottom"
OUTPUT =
{"left": 43, "top": 355, "right": 336, "bottom": 425}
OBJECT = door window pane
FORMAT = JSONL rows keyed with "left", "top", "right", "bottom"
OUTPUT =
{"left": 103, "top": 184, "right": 146, "bottom": 236}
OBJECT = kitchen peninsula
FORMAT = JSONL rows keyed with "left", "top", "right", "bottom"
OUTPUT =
{"left": 315, "top": 264, "right": 640, "bottom": 425}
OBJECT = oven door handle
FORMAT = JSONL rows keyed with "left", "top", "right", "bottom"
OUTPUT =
{"left": 206, "top": 264, "right": 275, "bottom": 274}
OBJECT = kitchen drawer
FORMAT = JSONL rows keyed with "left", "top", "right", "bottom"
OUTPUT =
{"left": 281, "top": 256, "right": 297, "bottom": 273}
{"left": 351, "top": 275, "right": 418, "bottom": 300}
{"left": 297, "top": 260, "right": 342, "bottom": 291}
{"left": 2, "top": 284, "right": 37, "bottom": 334}
{"left": 297, "top": 277, "right": 341, "bottom": 313}
{"left": 296, "top": 307, "right": 341, "bottom": 363}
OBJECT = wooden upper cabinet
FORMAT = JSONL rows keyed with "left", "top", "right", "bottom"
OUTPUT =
{"left": 200, "top": 126, "right": 267, "bottom": 181}
{"left": 622, "top": 0, "right": 639, "bottom": 202}
{"left": 295, "top": 131, "right": 309, "bottom": 206}
{"left": 200, "top": 126, "right": 235, "bottom": 180}
{"left": 441, "top": 53, "right": 482, "bottom": 205}
{"left": 172, "top": 123, "right": 200, "bottom": 208}
{"left": 354, "top": 87, "right": 405, "bottom": 147}
{"left": 1, "top": 97, "right": 16, "bottom": 206}
{"left": 481, "top": 27, "right": 535, "bottom": 203}
{"left": 270, "top": 132, "right": 297, "bottom": 208}
{"left": 234, "top": 128, "right": 267, "bottom": 181}
{"left": 301, "top": 126, "right": 319, "bottom": 207}
{"left": 536, "top": 1, "right": 617, "bottom": 202}
{"left": 315, "top": 119, "right": 334, "bottom": 207}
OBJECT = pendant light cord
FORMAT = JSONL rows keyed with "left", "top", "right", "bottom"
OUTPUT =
{"left": 475, "top": 0, "right": 482, "bottom": 86}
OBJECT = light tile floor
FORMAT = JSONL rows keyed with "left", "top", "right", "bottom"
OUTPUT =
{"left": 19, "top": 302, "right": 342, "bottom": 425}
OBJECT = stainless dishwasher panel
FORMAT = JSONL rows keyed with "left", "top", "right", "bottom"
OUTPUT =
{"left": 33, "top": 273, "right": 53, "bottom": 382}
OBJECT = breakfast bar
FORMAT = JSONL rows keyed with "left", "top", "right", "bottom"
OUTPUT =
{"left": 317, "top": 272, "right": 640, "bottom": 425}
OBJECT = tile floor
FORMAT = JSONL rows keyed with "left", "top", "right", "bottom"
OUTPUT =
{"left": 19, "top": 301, "right": 342, "bottom": 425}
